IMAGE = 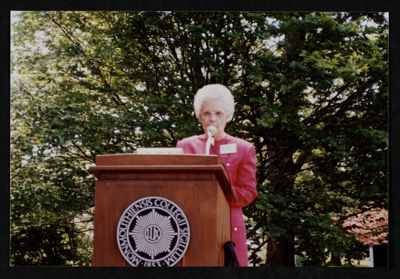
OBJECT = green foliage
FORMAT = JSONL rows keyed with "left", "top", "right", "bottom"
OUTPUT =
{"left": 10, "top": 221, "right": 91, "bottom": 266}
{"left": 11, "top": 11, "right": 387, "bottom": 266}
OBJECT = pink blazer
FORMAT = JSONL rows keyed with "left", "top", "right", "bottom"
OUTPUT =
{"left": 177, "top": 133, "right": 257, "bottom": 266}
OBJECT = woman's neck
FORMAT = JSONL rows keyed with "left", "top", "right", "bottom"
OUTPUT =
{"left": 215, "top": 132, "right": 226, "bottom": 142}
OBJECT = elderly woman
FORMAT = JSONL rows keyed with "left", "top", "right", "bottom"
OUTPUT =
{"left": 177, "top": 84, "right": 258, "bottom": 266}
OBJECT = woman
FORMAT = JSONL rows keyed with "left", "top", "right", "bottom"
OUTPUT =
{"left": 177, "top": 84, "right": 258, "bottom": 266}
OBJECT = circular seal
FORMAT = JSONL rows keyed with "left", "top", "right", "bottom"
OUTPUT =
{"left": 117, "top": 196, "right": 190, "bottom": 267}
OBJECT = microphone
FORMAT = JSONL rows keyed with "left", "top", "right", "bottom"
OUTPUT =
{"left": 205, "top": 125, "right": 217, "bottom": 155}
{"left": 207, "top": 125, "right": 217, "bottom": 138}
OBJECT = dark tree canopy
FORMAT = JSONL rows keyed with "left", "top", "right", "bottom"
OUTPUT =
{"left": 10, "top": 11, "right": 388, "bottom": 266}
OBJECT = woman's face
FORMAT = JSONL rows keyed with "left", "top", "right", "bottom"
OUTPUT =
{"left": 198, "top": 98, "right": 228, "bottom": 140}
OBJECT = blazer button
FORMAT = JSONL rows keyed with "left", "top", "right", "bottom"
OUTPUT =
{"left": 233, "top": 227, "right": 238, "bottom": 231}
{"left": 226, "top": 163, "right": 230, "bottom": 166}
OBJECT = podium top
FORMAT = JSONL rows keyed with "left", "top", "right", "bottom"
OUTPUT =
{"left": 94, "top": 153, "right": 220, "bottom": 166}
{"left": 88, "top": 154, "right": 231, "bottom": 201}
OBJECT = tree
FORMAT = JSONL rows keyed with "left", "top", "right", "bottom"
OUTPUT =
{"left": 11, "top": 11, "right": 387, "bottom": 266}
{"left": 240, "top": 13, "right": 388, "bottom": 266}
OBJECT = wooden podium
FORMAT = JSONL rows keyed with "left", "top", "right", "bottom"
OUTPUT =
{"left": 88, "top": 154, "right": 232, "bottom": 266}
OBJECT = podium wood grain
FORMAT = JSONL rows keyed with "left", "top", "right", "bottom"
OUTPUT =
{"left": 89, "top": 154, "right": 231, "bottom": 267}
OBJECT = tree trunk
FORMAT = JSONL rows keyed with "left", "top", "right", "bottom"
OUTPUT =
{"left": 266, "top": 235, "right": 295, "bottom": 266}
{"left": 330, "top": 253, "right": 342, "bottom": 266}
{"left": 264, "top": 135, "right": 300, "bottom": 267}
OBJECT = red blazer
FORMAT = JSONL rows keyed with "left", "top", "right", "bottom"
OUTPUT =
{"left": 177, "top": 133, "right": 257, "bottom": 266}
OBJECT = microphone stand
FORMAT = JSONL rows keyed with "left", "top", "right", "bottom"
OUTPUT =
{"left": 205, "top": 126, "right": 216, "bottom": 155}
{"left": 205, "top": 133, "right": 214, "bottom": 155}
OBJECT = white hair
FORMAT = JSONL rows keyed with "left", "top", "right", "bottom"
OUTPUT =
{"left": 193, "top": 84, "right": 235, "bottom": 122}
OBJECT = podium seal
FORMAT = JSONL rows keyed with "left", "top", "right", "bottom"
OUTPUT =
{"left": 117, "top": 196, "right": 190, "bottom": 266}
